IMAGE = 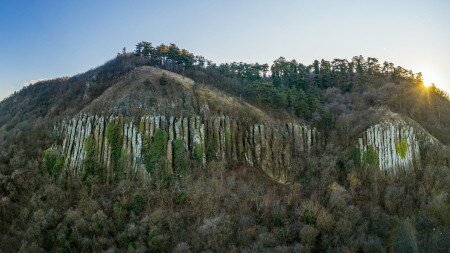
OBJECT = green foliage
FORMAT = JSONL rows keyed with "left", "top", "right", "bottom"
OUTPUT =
{"left": 205, "top": 138, "right": 217, "bottom": 162}
{"left": 363, "top": 145, "right": 379, "bottom": 167}
{"left": 143, "top": 129, "right": 168, "bottom": 180}
{"left": 250, "top": 81, "right": 288, "bottom": 108}
{"left": 395, "top": 139, "right": 409, "bottom": 159}
{"left": 82, "top": 136, "right": 101, "bottom": 184}
{"left": 132, "top": 194, "right": 145, "bottom": 214}
{"left": 349, "top": 147, "right": 361, "bottom": 165}
{"left": 106, "top": 122, "right": 123, "bottom": 180}
{"left": 148, "top": 227, "right": 171, "bottom": 252}
{"left": 303, "top": 209, "right": 316, "bottom": 224}
{"left": 43, "top": 148, "right": 64, "bottom": 179}
{"left": 174, "top": 191, "right": 188, "bottom": 205}
{"left": 194, "top": 143, "right": 203, "bottom": 164}
{"left": 172, "top": 139, "right": 189, "bottom": 174}
{"left": 113, "top": 201, "right": 126, "bottom": 230}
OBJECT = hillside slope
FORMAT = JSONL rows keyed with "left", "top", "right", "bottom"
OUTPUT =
{"left": 0, "top": 50, "right": 449, "bottom": 252}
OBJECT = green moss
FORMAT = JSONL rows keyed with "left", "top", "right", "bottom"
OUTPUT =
{"left": 194, "top": 143, "right": 203, "bottom": 163}
{"left": 43, "top": 148, "right": 64, "bottom": 180}
{"left": 363, "top": 145, "right": 379, "bottom": 167}
{"left": 225, "top": 131, "right": 231, "bottom": 141}
{"left": 139, "top": 120, "right": 145, "bottom": 133}
{"left": 173, "top": 138, "right": 189, "bottom": 174}
{"left": 395, "top": 139, "right": 409, "bottom": 159}
{"left": 106, "top": 122, "right": 123, "bottom": 180}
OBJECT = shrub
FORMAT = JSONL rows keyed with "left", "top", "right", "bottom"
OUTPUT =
{"left": 363, "top": 145, "right": 378, "bottom": 167}
{"left": 144, "top": 129, "right": 169, "bottom": 182}
{"left": 132, "top": 194, "right": 145, "bottom": 214}
{"left": 205, "top": 138, "right": 217, "bottom": 162}
{"left": 82, "top": 136, "right": 101, "bottom": 184}
{"left": 173, "top": 139, "right": 189, "bottom": 174}
{"left": 392, "top": 219, "right": 418, "bottom": 253}
{"left": 299, "top": 200, "right": 321, "bottom": 224}
{"left": 143, "top": 79, "right": 152, "bottom": 86}
{"left": 336, "top": 218, "right": 352, "bottom": 243}
{"left": 174, "top": 191, "right": 188, "bottom": 205}
{"left": 194, "top": 143, "right": 203, "bottom": 164}
{"left": 106, "top": 122, "right": 123, "bottom": 180}
{"left": 159, "top": 74, "right": 168, "bottom": 86}
{"left": 113, "top": 202, "right": 126, "bottom": 230}
{"left": 43, "top": 148, "right": 64, "bottom": 180}
{"left": 349, "top": 147, "right": 361, "bottom": 165}
{"left": 299, "top": 225, "right": 319, "bottom": 245}
{"left": 316, "top": 209, "right": 334, "bottom": 232}
{"left": 91, "top": 210, "right": 109, "bottom": 236}
{"left": 148, "top": 226, "right": 171, "bottom": 252}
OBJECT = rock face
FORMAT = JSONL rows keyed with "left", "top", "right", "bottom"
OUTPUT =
{"left": 55, "top": 114, "right": 320, "bottom": 183}
{"left": 358, "top": 118, "right": 437, "bottom": 173}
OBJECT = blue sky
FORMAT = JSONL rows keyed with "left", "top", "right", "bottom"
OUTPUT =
{"left": 0, "top": 0, "right": 449, "bottom": 100}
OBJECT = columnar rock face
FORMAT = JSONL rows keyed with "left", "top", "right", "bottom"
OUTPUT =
{"left": 56, "top": 114, "right": 320, "bottom": 183}
{"left": 358, "top": 119, "right": 436, "bottom": 173}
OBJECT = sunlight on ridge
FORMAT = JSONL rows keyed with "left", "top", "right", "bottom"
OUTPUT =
{"left": 422, "top": 70, "right": 440, "bottom": 88}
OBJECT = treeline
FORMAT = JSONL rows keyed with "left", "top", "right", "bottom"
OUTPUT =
{"left": 133, "top": 41, "right": 209, "bottom": 72}
{"left": 133, "top": 41, "right": 426, "bottom": 86}
{"left": 132, "top": 41, "right": 431, "bottom": 124}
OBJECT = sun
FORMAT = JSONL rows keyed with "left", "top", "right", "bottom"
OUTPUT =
{"left": 421, "top": 70, "right": 439, "bottom": 88}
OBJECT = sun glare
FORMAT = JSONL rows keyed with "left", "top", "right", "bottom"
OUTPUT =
{"left": 422, "top": 70, "right": 439, "bottom": 88}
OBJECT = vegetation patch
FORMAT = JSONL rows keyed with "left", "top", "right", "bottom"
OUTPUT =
{"left": 172, "top": 138, "right": 189, "bottom": 174}
{"left": 143, "top": 128, "right": 168, "bottom": 181}
{"left": 205, "top": 138, "right": 217, "bottom": 162}
{"left": 132, "top": 194, "right": 145, "bottom": 214}
{"left": 392, "top": 219, "right": 419, "bottom": 253}
{"left": 174, "top": 191, "right": 188, "bottom": 205}
{"left": 112, "top": 201, "right": 126, "bottom": 230}
{"left": 349, "top": 147, "right": 361, "bottom": 165}
{"left": 43, "top": 148, "right": 64, "bottom": 179}
{"left": 82, "top": 135, "right": 102, "bottom": 184}
{"left": 395, "top": 138, "right": 409, "bottom": 159}
{"left": 194, "top": 143, "right": 203, "bottom": 164}
{"left": 363, "top": 145, "right": 379, "bottom": 167}
{"left": 225, "top": 131, "right": 231, "bottom": 148}
{"left": 159, "top": 73, "right": 168, "bottom": 85}
{"left": 106, "top": 122, "right": 124, "bottom": 180}
{"left": 143, "top": 78, "right": 152, "bottom": 86}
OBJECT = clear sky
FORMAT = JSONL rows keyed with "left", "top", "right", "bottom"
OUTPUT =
{"left": 0, "top": 0, "right": 449, "bottom": 100}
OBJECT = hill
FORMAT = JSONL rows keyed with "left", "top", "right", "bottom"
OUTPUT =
{"left": 0, "top": 43, "right": 449, "bottom": 252}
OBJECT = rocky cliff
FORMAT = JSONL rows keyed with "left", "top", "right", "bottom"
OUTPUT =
{"left": 54, "top": 114, "right": 320, "bottom": 183}
{"left": 357, "top": 114, "right": 439, "bottom": 172}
